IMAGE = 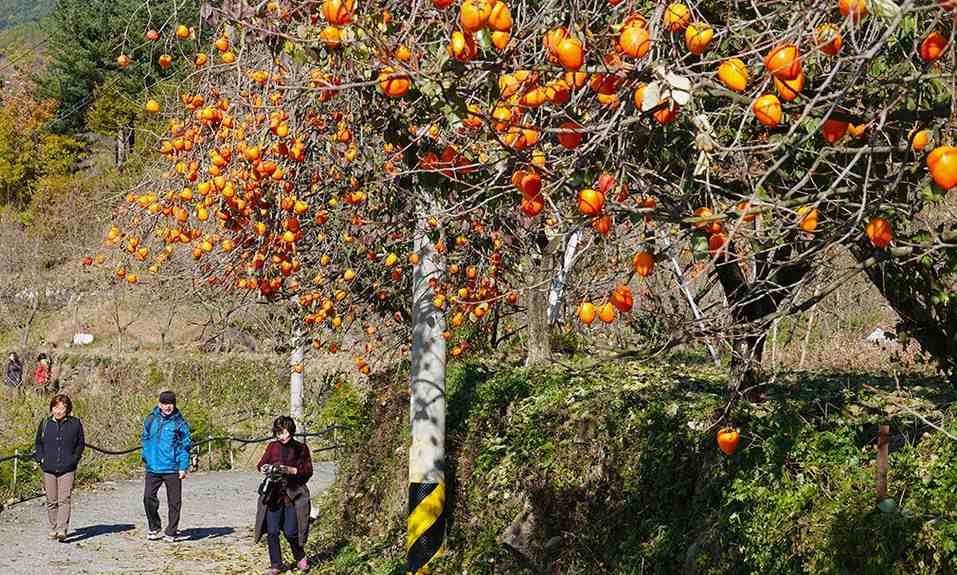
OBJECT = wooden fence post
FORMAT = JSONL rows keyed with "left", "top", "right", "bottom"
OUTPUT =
{"left": 876, "top": 424, "right": 890, "bottom": 503}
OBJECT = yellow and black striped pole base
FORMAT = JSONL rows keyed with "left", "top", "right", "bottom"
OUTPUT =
{"left": 406, "top": 481, "right": 446, "bottom": 574}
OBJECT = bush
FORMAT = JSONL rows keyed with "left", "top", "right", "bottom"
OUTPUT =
{"left": 311, "top": 360, "right": 957, "bottom": 574}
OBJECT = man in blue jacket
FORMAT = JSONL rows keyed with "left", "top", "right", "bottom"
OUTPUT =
{"left": 141, "top": 390, "right": 191, "bottom": 542}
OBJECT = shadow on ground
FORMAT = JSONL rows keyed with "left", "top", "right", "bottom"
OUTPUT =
{"left": 178, "top": 526, "right": 235, "bottom": 541}
{"left": 63, "top": 523, "right": 135, "bottom": 543}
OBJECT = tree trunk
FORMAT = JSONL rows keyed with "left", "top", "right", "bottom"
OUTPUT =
{"left": 160, "top": 298, "right": 178, "bottom": 354}
{"left": 729, "top": 334, "right": 766, "bottom": 391}
{"left": 546, "top": 230, "right": 582, "bottom": 325}
{"left": 525, "top": 232, "right": 561, "bottom": 366}
{"left": 407, "top": 205, "right": 447, "bottom": 574}
{"left": 20, "top": 238, "right": 41, "bottom": 352}
{"left": 112, "top": 287, "right": 124, "bottom": 353}
{"left": 20, "top": 289, "right": 39, "bottom": 352}
{"left": 489, "top": 299, "right": 501, "bottom": 348}
{"left": 290, "top": 327, "right": 305, "bottom": 419}
{"left": 525, "top": 276, "right": 550, "bottom": 366}
{"left": 714, "top": 241, "right": 809, "bottom": 391}
{"left": 852, "top": 246, "right": 957, "bottom": 380}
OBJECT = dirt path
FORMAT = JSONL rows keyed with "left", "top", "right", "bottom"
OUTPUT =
{"left": 0, "top": 464, "right": 336, "bottom": 574}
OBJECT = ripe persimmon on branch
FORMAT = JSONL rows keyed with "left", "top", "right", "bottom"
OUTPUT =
{"left": 95, "top": 0, "right": 957, "bottom": 384}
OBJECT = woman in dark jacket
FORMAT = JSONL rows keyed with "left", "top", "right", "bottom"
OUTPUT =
{"left": 5, "top": 352, "right": 22, "bottom": 387}
{"left": 255, "top": 416, "right": 313, "bottom": 575}
{"left": 34, "top": 394, "right": 85, "bottom": 541}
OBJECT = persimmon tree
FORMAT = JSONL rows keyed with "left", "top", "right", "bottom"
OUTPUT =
{"left": 100, "top": 0, "right": 957, "bottom": 569}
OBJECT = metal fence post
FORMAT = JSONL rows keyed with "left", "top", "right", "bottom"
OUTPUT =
{"left": 227, "top": 421, "right": 234, "bottom": 470}
{"left": 208, "top": 433, "right": 213, "bottom": 470}
{"left": 332, "top": 427, "right": 338, "bottom": 460}
{"left": 12, "top": 450, "right": 19, "bottom": 494}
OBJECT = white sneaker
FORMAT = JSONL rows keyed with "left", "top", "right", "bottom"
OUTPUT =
{"left": 147, "top": 530, "right": 162, "bottom": 541}
{"left": 162, "top": 532, "right": 181, "bottom": 543}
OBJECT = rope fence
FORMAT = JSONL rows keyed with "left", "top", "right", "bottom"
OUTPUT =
{"left": 0, "top": 424, "right": 350, "bottom": 507}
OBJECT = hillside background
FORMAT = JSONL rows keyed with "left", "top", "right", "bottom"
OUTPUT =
{"left": 0, "top": 0, "right": 53, "bottom": 31}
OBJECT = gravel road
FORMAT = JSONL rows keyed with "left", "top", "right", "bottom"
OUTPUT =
{"left": 0, "top": 464, "right": 336, "bottom": 575}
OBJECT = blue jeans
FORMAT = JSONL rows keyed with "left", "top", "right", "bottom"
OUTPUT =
{"left": 266, "top": 503, "right": 304, "bottom": 568}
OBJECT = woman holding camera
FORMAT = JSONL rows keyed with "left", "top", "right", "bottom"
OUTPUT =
{"left": 254, "top": 416, "right": 313, "bottom": 574}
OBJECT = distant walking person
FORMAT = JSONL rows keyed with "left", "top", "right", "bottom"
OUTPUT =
{"left": 141, "top": 390, "right": 191, "bottom": 542}
{"left": 34, "top": 394, "right": 85, "bottom": 541}
{"left": 5, "top": 352, "right": 22, "bottom": 387}
{"left": 34, "top": 353, "right": 50, "bottom": 393}
{"left": 255, "top": 416, "right": 313, "bottom": 575}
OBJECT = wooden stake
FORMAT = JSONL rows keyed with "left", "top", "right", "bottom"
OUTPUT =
{"left": 876, "top": 424, "right": 889, "bottom": 503}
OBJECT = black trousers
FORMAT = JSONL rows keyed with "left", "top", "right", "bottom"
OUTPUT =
{"left": 144, "top": 472, "right": 182, "bottom": 535}
{"left": 266, "top": 503, "right": 304, "bottom": 568}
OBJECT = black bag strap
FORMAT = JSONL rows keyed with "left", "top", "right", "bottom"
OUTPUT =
{"left": 38, "top": 417, "right": 49, "bottom": 443}
{"left": 143, "top": 413, "right": 156, "bottom": 438}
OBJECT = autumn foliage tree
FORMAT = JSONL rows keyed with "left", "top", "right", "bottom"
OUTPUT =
{"left": 0, "top": 90, "right": 82, "bottom": 207}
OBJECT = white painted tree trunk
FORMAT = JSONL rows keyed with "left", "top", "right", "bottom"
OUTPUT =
{"left": 546, "top": 230, "right": 582, "bottom": 325}
{"left": 406, "top": 205, "right": 448, "bottom": 571}
{"left": 290, "top": 323, "right": 305, "bottom": 420}
{"left": 409, "top": 210, "right": 446, "bottom": 484}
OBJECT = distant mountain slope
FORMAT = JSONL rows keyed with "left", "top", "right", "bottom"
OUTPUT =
{"left": 0, "top": 0, "right": 54, "bottom": 31}
{"left": 0, "top": 21, "right": 48, "bottom": 84}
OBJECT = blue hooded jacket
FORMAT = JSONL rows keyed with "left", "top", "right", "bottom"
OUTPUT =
{"left": 141, "top": 406, "right": 191, "bottom": 474}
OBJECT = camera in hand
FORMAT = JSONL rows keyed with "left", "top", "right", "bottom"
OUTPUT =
{"left": 258, "top": 464, "right": 287, "bottom": 501}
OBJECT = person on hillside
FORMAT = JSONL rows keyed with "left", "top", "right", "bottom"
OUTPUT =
{"left": 5, "top": 352, "right": 22, "bottom": 387}
{"left": 255, "top": 416, "right": 313, "bottom": 575}
{"left": 141, "top": 390, "right": 191, "bottom": 542}
{"left": 33, "top": 394, "right": 85, "bottom": 541}
{"left": 34, "top": 353, "right": 50, "bottom": 393}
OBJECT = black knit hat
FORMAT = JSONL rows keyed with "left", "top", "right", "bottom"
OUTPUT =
{"left": 158, "top": 391, "right": 176, "bottom": 405}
